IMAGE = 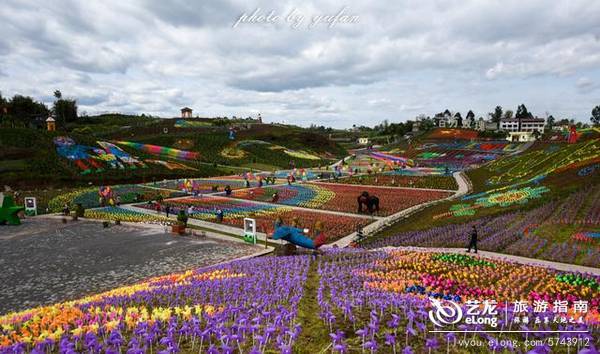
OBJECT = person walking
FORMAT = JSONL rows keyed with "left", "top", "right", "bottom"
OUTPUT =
{"left": 466, "top": 225, "right": 478, "bottom": 253}
{"left": 356, "top": 224, "right": 364, "bottom": 240}
{"left": 224, "top": 185, "right": 232, "bottom": 196}
{"left": 165, "top": 204, "right": 171, "bottom": 218}
{"left": 216, "top": 208, "right": 224, "bottom": 223}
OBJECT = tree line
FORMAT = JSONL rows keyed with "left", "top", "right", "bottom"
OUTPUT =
{"left": 0, "top": 90, "right": 77, "bottom": 128}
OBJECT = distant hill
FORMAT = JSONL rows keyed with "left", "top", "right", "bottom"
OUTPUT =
{"left": 0, "top": 116, "right": 348, "bottom": 188}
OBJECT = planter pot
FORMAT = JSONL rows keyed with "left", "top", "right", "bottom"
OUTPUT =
{"left": 171, "top": 224, "right": 186, "bottom": 235}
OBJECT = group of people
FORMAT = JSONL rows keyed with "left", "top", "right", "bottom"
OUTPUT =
{"left": 151, "top": 201, "right": 225, "bottom": 224}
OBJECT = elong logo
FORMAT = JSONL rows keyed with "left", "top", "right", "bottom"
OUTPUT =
{"left": 428, "top": 298, "right": 463, "bottom": 327}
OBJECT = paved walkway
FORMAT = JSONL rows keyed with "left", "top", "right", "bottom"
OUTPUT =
{"left": 118, "top": 171, "right": 471, "bottom": 249}
{"left": 0, "top": 217, "right": 267, "bottom": 314}
{"left": 203, "top": 194, "right": 384, "bottom": 220}
{"left": 377, "top": 246, "right": 600, "bottom": 275}
{"left": 120, "top": 204, "right": 282, "bottom": 247}
{"left": 325, "top": 171, "right": 472, "bottom": 248}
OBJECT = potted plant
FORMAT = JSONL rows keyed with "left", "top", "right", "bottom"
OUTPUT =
{"left": 172, "top": 210, "right": 188, "bottom": 235}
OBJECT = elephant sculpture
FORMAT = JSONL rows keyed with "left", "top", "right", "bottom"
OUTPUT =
{"left": 357, "top": 191, "right": 380, "bottom": 214}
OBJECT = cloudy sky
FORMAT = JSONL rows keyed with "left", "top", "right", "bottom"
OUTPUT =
{"left": 1, "top": 0, "right": 599, "bottom": 127}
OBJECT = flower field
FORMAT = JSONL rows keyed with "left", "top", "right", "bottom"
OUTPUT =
{"left": 136, "top": 197, "right": 372, "bottom": 241}
{"left": 434, "top": 186, "right": 550, "bottom": 219}
{"left": 317, "top": 249, "right": 599, "bottom": 353}
{"left": 485, "top": 139, "right": 600, "bottom": 186}
{"left": 1, "top": 249, "right": 598, "bottom": 354}
{"left": 415, "top": 149, "right": 500, "bottom": 170}
{"left": 229, "top": 183, "right": 453, "bottom": 216}
{"left": 149, "top": 178, "right": 260, "bottom": 193}
{"left": 84, "top": 207, "right": 172, "bottom": 224}
{"left": 47, "top": 185, "right": 184, "bottom": 212}
{"left": 324, "top": 175, "right": 458, "bottom": 190}
{"left": 0, "top": 256, "right": 310, "bottom": 353}
{"left": 365, "top": 186, "right": 600, "bottom": 267}
{"left": 427, "top": 128, "right": 480, "bottom": 140}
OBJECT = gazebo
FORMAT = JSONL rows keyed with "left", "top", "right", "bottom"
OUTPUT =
{"left": 181, "top": 107, "right": 193, "bottom": 118}
{"left": 46, "top": 117, "right": 56, "bottom": 131}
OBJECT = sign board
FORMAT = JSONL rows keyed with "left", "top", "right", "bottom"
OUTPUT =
{"left": 243, "top": 217, "right": 257, "bottom": 244}
{"left": 24, "top": 197, "right": 37, "bottom": 216}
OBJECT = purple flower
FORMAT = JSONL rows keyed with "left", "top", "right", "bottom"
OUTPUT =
{"left": 363, "top": 340, "right": 378, "bottom": 351}
{"left": 384, "top": 333, "right": 396, "bottom": 346}
{"left": 402, "top": 346, "right": 414, "bottom": 354}
{"left": 425, "top": 337, "right": 439, "bottom": 350}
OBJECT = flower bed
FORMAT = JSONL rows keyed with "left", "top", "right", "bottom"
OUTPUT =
{"left": 84, "top": 207, "right": 172, "bottom": 224}
{"left": 137, "top": 197, "right": 371, "bottom": 241}
{"left": 435, "top": 186, "right": 550, "bottom": 219}
{"left": 486, "top": 139, "right": 600, "bottom": 185}
{"left": 322, "top": 175, "right": 458, "bottom": 190}
{"left": 229, "top": 183, "right": 453, "bottom": 216}
{"left": 48, "top": 185, "right": 184, "bottom": 212}
{"left": 150, "top": 178, "right": 259, "bottom": 193}
{"left": 366, "top": 191, "right": 600, "bottom": 267}
{"left": 427, "top": 128, "right": 480, "bottom": 140}
{"left": 1, "top": 250, "right": 598, "bottom": 353}
{"left": 317, "top": 249, "right": 599, "bottom": 353}
{"left": 0, "top": 257, "right": 310, "bottom": 353}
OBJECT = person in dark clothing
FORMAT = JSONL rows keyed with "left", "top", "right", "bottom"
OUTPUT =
{"left": 356, "top": 224, "right": 364, "bottom": 241}
{"left": 466, "top": 225, "right": 478, "bottom": 253}
{"left": 216, "top": 209, "right": 224, "bottom": 223}
{"left": 165, "top": 205, "right": 171, "bottom": 218}
{"left": 224, "top": 185, "right": 232, "bottom": 196}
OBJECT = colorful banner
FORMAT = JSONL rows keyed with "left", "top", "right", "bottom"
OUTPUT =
{"left": 115, "top": 141, "right": 200, "bottom": 161}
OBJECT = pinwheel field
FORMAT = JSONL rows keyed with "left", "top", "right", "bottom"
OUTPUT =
{"left": 0, "top": 249, "right": 598, "bottom": 353}
{"left": 3, "top": 3, "right": 600, "bottom": 351}
{"left": 1, "top": 126, "right": 600, "bottom": 353}
{"left": 227, "top": 183, "right": 454, "bottom": 216}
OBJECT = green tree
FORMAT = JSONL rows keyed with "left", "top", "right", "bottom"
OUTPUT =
{"left": 466, "top": 110, "right": 475, "bottom": 128}
{"left": 591, "top": 105, "right": 600, "bottom": 126}
{"left": 454, "top": 112, "right": 463, "bottom": 127}
{"left": 503, "top": 110, "right": 513, "bottom": 120}
{"left": 53, "top": 91, "right": 78, "bottom": 126}
{"left": 516, "top": 104, "right": 533, "bottom": 119}
{"left": 8, "top": 94, "right": 49, "bottom": 127}
{"left": 490, "top": 106, "right": 503, "bottom": 128}
{"left": 546, "top": 115, "right": 555, "bottom": 130}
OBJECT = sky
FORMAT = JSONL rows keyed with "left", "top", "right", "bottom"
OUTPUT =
{"left": 1, "top": 0, "right": 599, "bottom": 128}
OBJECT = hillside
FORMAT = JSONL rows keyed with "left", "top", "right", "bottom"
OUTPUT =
{"left": 372, "top": 136, "right": 599, "bottom": 232}
{"left": 0, "top": 116, "right": 348, "bottom": 189}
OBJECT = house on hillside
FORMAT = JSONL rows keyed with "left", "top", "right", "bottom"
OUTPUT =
{"left": 181, "top": 107, "right": 193, "bottom": 118}
{"left": 500, "top": 117, "right": 545, "bottom": 133}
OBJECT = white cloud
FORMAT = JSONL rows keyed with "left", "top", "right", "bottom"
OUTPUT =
{"left": 0, "top": 0, "right": 599, "bottom": 126}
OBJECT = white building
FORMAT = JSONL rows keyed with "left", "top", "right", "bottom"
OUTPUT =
{"left": 358, "top": 137, "right": 370, "bottom": 145}
{"left": 507, "top": 131, "right": 536, "bottom": 142}
{"left": 500, "top": 117, "right": 545, "bottom": 133}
